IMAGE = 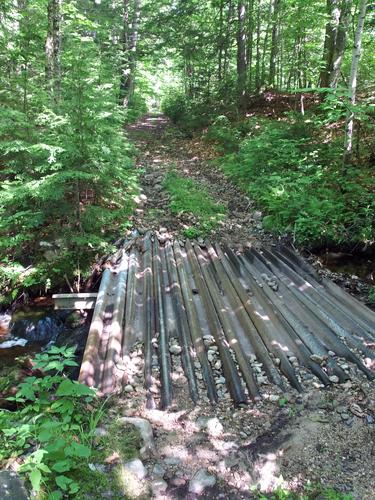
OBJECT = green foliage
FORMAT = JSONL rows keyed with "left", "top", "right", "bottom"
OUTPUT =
{"left": 161, "top": 91, "right": 213, "bottom": 132}
{"left": 0, "top": 346, "right": 104, "bottom": 498}
{"left": 164, "top": 170, "right": 226, "bottom": 238}
{"left": 368, "top": 287, "right": 375, "bottom": 305}
{"left": 0, "top": 2, "right": 139, "bottom": 301}
{"left": 220, "top": 117, "right": 375, "bottom": 246}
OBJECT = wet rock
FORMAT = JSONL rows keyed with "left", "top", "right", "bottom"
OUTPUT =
{"left": 11, "top": 311, "right": 68, "bottom": 345}
{"left": 188, "top": 469, "right": 216, "bottom": 495}
{"left": 0, "top": 471, "right": 28, "bottom": 500}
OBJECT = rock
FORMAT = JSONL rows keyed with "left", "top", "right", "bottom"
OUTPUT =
{"left": 0, "top": 471, "right": 28, "bottom": 500}
{"left": 188, "top": 469, "right": 216, "bottom": 495}
{"left": 125, "top": 385, "right": 134, "bottom": 393}
{"left": 310, "top": 354, "right": 324, "bottom": 365}
{"left": 163, "top": 456, "right": 182, "bottom": 466}
{"left": 120, "top": 417, "right": 155, "bottom": 455}
{"left": 123, "top": 459, "right": 147, "bottom": 480}
{"left": 118, "top": 459, "right": 150, "bottom": 499}
{"left": 151, "top": 478, "right": 168, "bottom": 495}
{"left": 152, "top": 464, "right": 166, "bottom": 478}
{"left": 269, "top": 394, "right": 280, "bottom": 402}
{"left": 214, "top": 360, "right": 222, "bottom": 370}
{"left": 329, "top": 376, "right": 339, "bottom": 384}
{"left": 328, "top": 351, "right": 336, "bottom": 357}
{"left": 216, "top": 376, "right": 226, "bottom": 385}
{"left": 169, "top": 345, "right": 182, "bottom": 355}
{"left": 205, "top": 417, "right": 224, "bottom": 437}
{"left": 159, "top": 227, "right": 168, "bottom": 234}
{"left": 288, "top": 356, "right": 297, "bottom": 364}
{"left": 341, "top": 413, "right": 350, "bottom": 421}
{"left": 94, "top": 426, "right": 108, "bottom": 437}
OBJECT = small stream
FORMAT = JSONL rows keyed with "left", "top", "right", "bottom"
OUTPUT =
{"left": 317, "top": 253, "right": 374, "bottom": 282}
{"left": 0, "top": 308, "right": 70, "bottom": 367}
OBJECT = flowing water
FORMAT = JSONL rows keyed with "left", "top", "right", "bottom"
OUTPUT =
{"left": 0, "top": 308, "right": 67, "bottom": 366}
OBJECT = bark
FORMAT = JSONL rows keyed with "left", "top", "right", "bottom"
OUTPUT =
{"left": 320, "top": 0, "right": 340, "bottom": 87}
{"left": 330, "top": 0, "right": 352, "bottom": 87}
{"left": 268, "top": 0, "right": 281, "bottom": 88}
{"left": 255, "top": 0, "right": 261, "bottom": 92}
{"left": 237, "top": 0, "right": 247, "bottom": 112}
{"left": 246, "top": 0, "right": 254, "bottom": 90}
{"left": 45, "top": 0, "right": 61, "bottom": 101}
{"left": 343, "top": 0, "right": 367, "bottom": 167}
{"left": 320, "top": 0, "right": 352, "bottom": 88}
{"left": 120, "top": 0, "right": 141, "bottom": 107}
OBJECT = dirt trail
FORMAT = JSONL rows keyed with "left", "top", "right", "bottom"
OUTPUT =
{"left": 114, "top": 115, "right": 375, "bottom": 500}
{"left": 127, "top": 114, "right": 272, "bottom": 247}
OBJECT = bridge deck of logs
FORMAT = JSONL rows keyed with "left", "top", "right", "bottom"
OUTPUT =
{"left": 77, "top": 233, "right": 375, "bottom": 408}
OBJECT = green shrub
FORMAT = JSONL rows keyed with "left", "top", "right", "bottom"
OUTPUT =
{"left": 0, "top": 347, "right": 104, "bottom": 498}
{"left": 220, "top": 118, "right": 375, "bottom": 246}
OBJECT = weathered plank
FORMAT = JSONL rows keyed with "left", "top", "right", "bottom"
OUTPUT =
{"left": 52, "top": 293, "right": 98, "bottom": 310}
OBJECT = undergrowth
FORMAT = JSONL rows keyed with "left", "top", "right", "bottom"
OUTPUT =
{"left": 163, "top": 170, "right": 226, "bottom": 238}
{"left": 214, "top": 113, "right": 374, "bottom": 247}
{"left": 0, "top": 346, "right": 140, "bottom": 499}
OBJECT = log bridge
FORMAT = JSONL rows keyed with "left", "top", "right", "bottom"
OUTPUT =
{"left": 58, "top": 233, "right": 375, "bottom": 408}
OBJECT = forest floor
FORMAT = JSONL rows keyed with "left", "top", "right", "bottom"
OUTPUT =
{"left": 104, "top": 114, "right": 375, "bottom": 499}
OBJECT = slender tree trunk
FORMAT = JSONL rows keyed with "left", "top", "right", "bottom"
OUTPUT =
{"left": 45, "top": 0, "right": 61, "bottom": 101}
{"left": 320, "top": 0, "right": 340, "bottom": 87}
{"left": 268, "top": 0, "right": 281, "bottom": 88}
{"left": 255, "top": 0, "right": 261, "bottom": 93}
{"left": 218, "top": 0, "right": 224, "bottom": 81}
{"left": 120, "top": 0, "right": 141, "bottom": 107}
{"left": 237, "top": 0, "right": 247, "bottom": 112}
{"left": 330, "top": 0, "right": 352, "bottom": 87}
{"left": 261, "top": 0, "right": 272, "bottom": 89}
{"left": 343, "top": 0, "right": 367, "bottom": 167}
{"left": 246, "top": 0, "right": 254, "bottom": 90}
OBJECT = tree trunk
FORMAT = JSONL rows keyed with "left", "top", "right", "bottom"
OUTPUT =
{"left": 343, "top": 0, "right": 367, "bottom": 167}
{"left": 330, "top": 0, "right": 352, "bottom": 87}
{"left": 268, "top": 0, "right": 281, "bottom": 88}
{"left": 120, "top": 0, "right": 141, "bottom": 107}
{"left": 320, "top": 0, "right": 340, "bottom": 87}
{"left": 246, "top": 0, "right": 254, "bottom": 90}
{"left": 255, "top": 0, "right": 261, "bottom": 92}
{"left": 45, "top": 0, "right": 61, "bottom": 101}
{"left": 237, "top": 0, "right": 247, "bottom": 112}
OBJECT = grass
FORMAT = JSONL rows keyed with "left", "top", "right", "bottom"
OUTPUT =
{"left": 254, "top": 482, "right": 353, "bottom": 500}
{"left": 74, "top": 419, "right": 142, "bottom": 499}
{"left": 163, "top": 170, "right": 226, "bottom": 238}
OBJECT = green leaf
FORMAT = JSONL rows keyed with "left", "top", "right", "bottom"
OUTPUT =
{"left": 55, "top": 475, "right": 72, "bottom": 491}
{"left": 29, "top": 469, "right": 42, "bottom": 492}
{"left": 52, "top": 460, "right": 72, "bottom": 473}
{"left": 66, "top": 442, "right": 91, "bottom": 458}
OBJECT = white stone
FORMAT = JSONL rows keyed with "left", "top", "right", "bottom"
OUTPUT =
{"left": 189, "top": 469, "right": 216, "bottom": 494}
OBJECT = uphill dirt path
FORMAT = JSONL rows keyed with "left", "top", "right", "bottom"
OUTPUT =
{"left": 106, "top": 115, "right": 375, "bottom": 500}
{"left": 126, "top": 114, "right": 272, "bottom": 247}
